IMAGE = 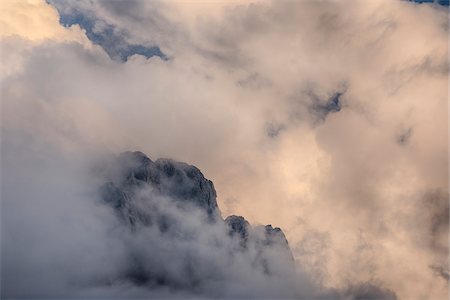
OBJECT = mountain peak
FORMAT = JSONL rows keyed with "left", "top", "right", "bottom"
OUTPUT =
{"left": 99, "top": 151, "right": 294, "bottom": 286}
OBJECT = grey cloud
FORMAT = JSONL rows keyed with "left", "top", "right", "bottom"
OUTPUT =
{"left": 266, "top": 122, "right": 286, "bottom": 139}
{"left": 287, "top": 87, "right": 347, "bottom": 126}
{"left": 422, "top": 190, "right": 449, "bottom": 278}
{"left": 396, "top": 127, "right": 413, "bottom": 146}
{"left": 309, "top": 91, "right": 344, "bottom": 124}
{"left": 293, "top": 230, "right": 330, "bottom": 283}
{"left": 237, "top": 72, "right": 272, "bottom": 90}
{"left": 430, "top": 264, "right": 450, "bottom": 281}
{"left": 384, "top": 55, "right": 449, "bottom": 95}
{"left": 337, "top": 282, "right": 397, "bottom": 300}
{"left": 414, "top": 190, "right": 449, "bottom": 256}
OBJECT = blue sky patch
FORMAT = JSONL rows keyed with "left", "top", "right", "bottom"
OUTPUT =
{"left": 407, "top": 0, "right": 449, "bottom": 6}
{"left": 49, "top": 1, "right": 167, "bottom": 62}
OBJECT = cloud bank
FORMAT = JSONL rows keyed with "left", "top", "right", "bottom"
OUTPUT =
{"left": 1, "top": 0, "right": 448, "bottom": 299}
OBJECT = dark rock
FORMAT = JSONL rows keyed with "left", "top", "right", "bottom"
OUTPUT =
{"left": 225, "top": 215, "right": 250, "bottom": 240}
{"left": 153, "top": 158, "right": 218, "bottom": 218}
{"left": 225, "top": 215, "right": 250, "bottom": 249}
{"left": 261, "top": 224, "right": 290, "bottom": 248}
{"left": 101, "top": 151, "right": 219, "bottom": 227}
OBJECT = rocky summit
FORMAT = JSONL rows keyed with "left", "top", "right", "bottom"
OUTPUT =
{"left": 101, "top": 151, "right": 219, "bottom": 226}
{"left": 100, "top": 151, "right": 294, "bottom": 285}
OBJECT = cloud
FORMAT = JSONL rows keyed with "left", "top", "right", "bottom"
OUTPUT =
{"left": 1, "top": 0, "right": 448, "bottom": 299}
{"left": 0, "top": 0, "right": 85, "bottom": 42}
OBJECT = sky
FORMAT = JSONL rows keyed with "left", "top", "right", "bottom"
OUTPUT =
{"left": 0, "top": 0, "right": 448, "bottom": 299}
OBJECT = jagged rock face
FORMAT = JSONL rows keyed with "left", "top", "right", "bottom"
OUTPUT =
{"left": 225, "top": 215, "right": 250, "bottom": 240}
{"left": 224, "top": 216, "right": 291, "bottom": 253}
{"left": 225, "top": 215, "right": 294, "bottom": 276}
{"left": 259, "top": 225, "right": 291, "bottom": 248}
{"left": 101, "top": 151, "right": 219, "bottom": 227}
{"left": 99, "top": 151, "right": 295, "bottom": 288}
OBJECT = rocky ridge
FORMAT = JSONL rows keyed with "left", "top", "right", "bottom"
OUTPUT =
{"left": 100, "top": 151, "right": 294, "bottom": 281}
